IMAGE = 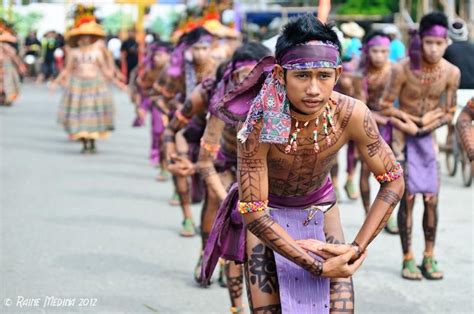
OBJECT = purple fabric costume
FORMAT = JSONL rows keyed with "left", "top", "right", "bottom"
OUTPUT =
{"left": 201, "top": 179, "right": 336, "bottom": 314}
{"left": 406, "top": 133, "right": 439, "bottom": 194}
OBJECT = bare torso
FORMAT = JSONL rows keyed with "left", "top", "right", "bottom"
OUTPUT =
{"left": 266, "top": 92, "right": 356, "bottom": 196}
{"left": 398, "top": 58, "right": 457, "bottom": 116}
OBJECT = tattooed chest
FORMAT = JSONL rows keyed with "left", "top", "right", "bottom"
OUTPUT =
{"left": 401, "top": 81, "right": 447, "bottom": 115}
{"left": 267, "top": 150, "right": 338, "bottom": 196}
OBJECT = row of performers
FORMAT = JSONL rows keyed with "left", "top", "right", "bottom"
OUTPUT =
{"left": 17, "top": 12, "right": 474, "bottom": 313}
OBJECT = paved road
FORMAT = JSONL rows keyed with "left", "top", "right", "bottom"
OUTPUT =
{"left": 1, "top": 83, "right": 472, "bottom": 314}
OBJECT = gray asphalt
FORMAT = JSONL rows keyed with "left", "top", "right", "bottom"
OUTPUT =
{"left": 1, "top": 83, "right": 472, "bottom": 314}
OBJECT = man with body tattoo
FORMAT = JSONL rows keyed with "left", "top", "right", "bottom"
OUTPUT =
{"left": 163, "top": 27, "right": 217, "bottom": 237}
{"left": 355, "top": 31, "right": 399, "bottom": 234}
{"left": 379, "top": 12, "right": 460, "bottom": 280}
{"left": 202, "top": 15, "right": 404, "bottom": 314}
{"left": 455, "top": 97, "right": 474, "bottom": 176}
{"left": 134, "top": 42, "right": 172, "bottom": 179}
{"left": 198, "top": 42, "right": 272, "bottom": 313}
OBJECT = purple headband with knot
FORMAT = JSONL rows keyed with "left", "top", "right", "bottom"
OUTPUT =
{"left": 409, "top": 25, "right": 448, "bottom": 71}
{"left": 167, "top": 33, "right": 214, "bottom": 77}
{"left": 211, "top": 41, "right": 342, "bottom": 144}
{"left": 209, "top": 60, "right": 257, "bottom": 120}
{"left": 279, "top": 41, "right": 341, "bottom": 70}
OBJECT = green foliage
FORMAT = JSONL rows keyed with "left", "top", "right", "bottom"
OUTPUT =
{"left": 337, "top": 0, "right": 398, "bottom": 16}
{"left": 0, "top": 8, "right": 43, "bottom": 38}
{"left": 148, "top": 10, "right": 180, "bottom": 41}
{"left": 101, "top": 10, "right": 134, "bottom": 35}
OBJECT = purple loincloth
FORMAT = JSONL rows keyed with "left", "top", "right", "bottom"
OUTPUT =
{"left": 378, "top": 122, "right": 393, "bottom": 145}
{"left": 201, "top": 178, "right": 336, "bottom": 313}
{"left": 406, "top": 133, "right": 439, "bottom": 194}
{"left": 214, "top": 148, "right": 237, "bottom": 173}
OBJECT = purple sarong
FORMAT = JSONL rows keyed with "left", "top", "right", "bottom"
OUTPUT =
{"left": 201, "top": 178, "right": 336, "bottom": 314}
{"left": 406, "top": 133, "right": 439, "bottom": 194}
{"left": 378, "top": 122, "right": 392, "bottom": 145}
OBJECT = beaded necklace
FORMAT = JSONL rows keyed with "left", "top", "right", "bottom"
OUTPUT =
{"left": 418, "top": 62, "right": 443, "bottom": 85}
{"left": 285, "top": 98, "right": 337, "bottom": 154}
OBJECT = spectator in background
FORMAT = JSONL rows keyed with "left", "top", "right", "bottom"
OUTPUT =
{"left": 23, "top": 31, "right": 41, "bottom": 77}
{"left": 37, "top": 31, "right": 58, "bottom": 83}
{"left": 107, "top": 35, "right": 122, "bottom": 68}
{"left": 120, "top": 29, "right": 138, "bottom": 83}
{"left": 444, "top": 18, "right": 474, "bottom": 90}
{"left": 384, "top": 24, "right": 406, "bottom": 62}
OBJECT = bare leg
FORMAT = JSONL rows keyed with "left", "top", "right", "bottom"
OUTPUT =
{"left": 398, "top": 189, "right": 421, "bottom": 279}
{"left": 244, "top": 231, "right": 281, "bottom": 314}
{"left": 174, "top": 174, "right": 195, "bottom": 237}
{"left": 420, "top": 194, "right": 443, "bottom": 279}
{"left": 226, "top": 261, "right": 245, "bottom": 312}
{"left": 324, "top": 204, "right": 354, "bottom": 314}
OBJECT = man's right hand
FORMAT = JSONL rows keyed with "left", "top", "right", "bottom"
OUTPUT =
{"left": 321, "top": 247, "right": 367, "bottom": 278}
{"left": 297, "top": 240, "right": 367, "bottom": 278}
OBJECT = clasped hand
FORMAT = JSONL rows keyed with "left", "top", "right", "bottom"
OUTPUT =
{"left": 296, "top": 239, "right": 367, "bottom": 278}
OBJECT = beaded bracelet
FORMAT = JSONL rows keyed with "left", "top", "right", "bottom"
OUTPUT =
{"left": 238, "top": 200, "right": 268, "bottom": 214}
{"left": 200, "top": 139, "right": 221, "bottom": 154}
{"left": 374, "top": 162, "right": 403, "bottom": 184}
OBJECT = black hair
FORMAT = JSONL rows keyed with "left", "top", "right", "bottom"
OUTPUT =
{"left": 184, "top": 27, "right": 212, "bottom": 45}
{"left": 231, "top": 41, "right": 272, "bottom": 64}
{"left": 363, "top": 30, "right": 391, "bottom": 45}
{"left": 214, "top": 60, "right": 230, "bottom": 88}
{"left": 419, "top": 12, "right": 448, "bottom": 35}
{"left": 275, "top": 13, "right": 341, "bottom": 62}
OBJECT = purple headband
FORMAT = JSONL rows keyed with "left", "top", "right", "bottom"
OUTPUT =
{"left": 421, "top": 25, "right": 448, "bottom": 38}
{"left": 193, "top": 34, "right": 214, "bottom": 46}
{"left": 211, "top": 41, "right": 342, "bottom": 144}
{"left": 280, "top": 41, "right": 342, "bottom": 70}
{"left": 167, "top": 33, "right": 214, "bottom": 77}
{"left": 409, "top": 25, "right": 447, "bottom": 71}
{"left": 209, "top": 60, "right": 258, "bottom": 119}
{"left": 366, "top": 35, "right": 390, "bottom": 48}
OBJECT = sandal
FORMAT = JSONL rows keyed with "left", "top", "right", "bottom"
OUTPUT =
{"left": 180, "top": 218, "right": 196, "bottom": 237}
{"left": 401, "top": 258, "right": 422, "bottom": 280}
{"left": 420, "top": 255, "right": 443, "bottom": 280}
{"left": 156, "top": 168, "right": 169, "bottom": 182}
{"left": 384, "top": 216, "right": 399, "bottom": 235}
{"left": 344, "top": 180, "right": 359, "bottom": 200}
{"left": 217, "top": 258, "right": 227, "bottom": 288}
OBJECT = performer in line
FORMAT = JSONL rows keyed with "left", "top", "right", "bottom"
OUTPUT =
{"left": 379, "top": 12, "right": 460, "bottom": 280}
{"left": 455, "top": 97, "right": 474, "bottom": 176}
{"left": 164, "top": 27, "right": 217, "bottom": 236}
{"left": 0, "top": 20, "right": 25, "bottom": 107}
{"left": 203, "top": 15, "right": 404, "bottom": 313}
{"left": 356, "top": 31, "right": 399, "bottom": 234}
{"left": 198, "top": 43, "right": 271, "bottom": 312}
{"left": 53, "top": 13, "right": 125, "bottom": 153}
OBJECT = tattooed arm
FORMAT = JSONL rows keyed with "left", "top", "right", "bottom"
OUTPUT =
{"left": 197, "top": 114, "right": 228, "bottom": 201}
{"left": 163, "top": 84, "right": 207, "bottom": 162}
{"left": 350, "top": 104, "right": 405, "bottom": 252}
{"left": 456, "top": 103, "right": 474, "bottom": 161}
{"left": 379, "top": 62, "right": 407, "bottom": 119}
{"left": 239, "top": 122, "right": 363, "bottom": 278}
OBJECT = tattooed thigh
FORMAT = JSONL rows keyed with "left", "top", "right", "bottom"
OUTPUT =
{"left": 245, "top": 231, "right": 281, "bottom": 312}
